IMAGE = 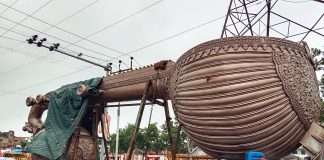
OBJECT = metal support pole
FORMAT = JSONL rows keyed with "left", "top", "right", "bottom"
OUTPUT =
{"left": 115, "top": 104, "right": 120, "bottom": 160}
{"left": 126, "top": 81, "right": 152, "bottom": 160}
{"left": 72, "top": 126, "right": 81, "bottom": 160}
{"left": 93, "top": 108, "right": 100, "bottom": 160}
{"left": 320, "top": 138, "right": 324, "bottom": 160}
{"left": 300, "top": 13, "right": 324, "bottom": 42}
{"left": 221, "top": 0, "right": 234, "bottom": 38}
{"left": 266, "top": 0, "right": 271, "bottom": 36}
{"left": 186, "top": 137, "right": 192, "bottom": 160}
{"left": 106, "top": 63, "right": 111, "bottom": 76}
{"left": 242, "top": 0, "right": 253, "bottom": 36}
{"left": 29, "top": 41, "right": 110, "bottom": 71}
{"left": 172, "top": 123, "right": 183, "bottom": 160}
{"left": 163, "top": 99, "right": 176, "bottom": 160}
{"left": 100, "top": 107, "right": 110, "bottom": 160}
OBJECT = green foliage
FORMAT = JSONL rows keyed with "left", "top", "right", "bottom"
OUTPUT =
{"left": 108, "top": 123, "right": 145, "bottom": 153}
{"left": 108, "top": 121, "right": 189, "bottom": 154}
{"left": 20, "top": 139, "right": 29, "bottom": 149}
{"left": 312, "top": 48, "right": 324, "bottom": 123}
{"left": 160, "top": 121, "right": 188, "bottom": 154}
{"left": 0, "top": 132, "right": 8, "bottom": 138}
{"left": 319, "top": 100, "right": 324, "bottom": 123}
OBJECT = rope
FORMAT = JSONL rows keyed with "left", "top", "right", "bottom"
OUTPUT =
{"left": 147, "top": 69, "right": 159, "bottom": 128}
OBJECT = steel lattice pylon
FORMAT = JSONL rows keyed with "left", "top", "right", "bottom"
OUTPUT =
{"left": 221, "top": 0, "right": 324, "bottom": 43}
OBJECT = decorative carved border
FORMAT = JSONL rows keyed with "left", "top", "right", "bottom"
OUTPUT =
{"left": 273, "top": 50, "right": 320, "bottom": 128}
{"left": 168, "top": 36, "right": 320, "bottom": 128}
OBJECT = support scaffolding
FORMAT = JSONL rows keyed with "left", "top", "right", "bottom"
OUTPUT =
{"left": 123, "top": 80, "right": 179, "bottom": 160}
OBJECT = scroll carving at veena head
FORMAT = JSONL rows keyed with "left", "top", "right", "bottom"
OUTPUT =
{"left": 24, "top": 36, "right": 321, "bottom": 159}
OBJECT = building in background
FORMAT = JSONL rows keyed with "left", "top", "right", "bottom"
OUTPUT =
{"left": 0, "top": 130, "right": 28, "bottom": 149}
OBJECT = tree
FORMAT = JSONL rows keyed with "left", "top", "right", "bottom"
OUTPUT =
{"left": 108, "top": 123, "right": 145, "bottom": 153}
{"left": 160, "top": 120, "right": 189, "bottom": 154}
{"left": 107, "top": 120, "right": 191, "bottom": 154}
{"left": 312, "top": 48, "right": 324, "bottom": 123}
{"left": 0, "top": 132, "right": 8, "bottom": 138}
{"left": 143, "top": 123, "right": 161, "bottom": 154}
{"left": 20, "top": 139, "right": 29, "bottom": 149}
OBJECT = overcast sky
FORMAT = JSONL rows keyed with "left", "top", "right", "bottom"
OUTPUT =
{"left": 0, "top": 0, "right": 323, "bottom": 137}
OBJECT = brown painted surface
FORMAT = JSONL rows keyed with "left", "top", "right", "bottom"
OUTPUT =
{"left": 25, "top": 36, "right": 321, "bottom": 160}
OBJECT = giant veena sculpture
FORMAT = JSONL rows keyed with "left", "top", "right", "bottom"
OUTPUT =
{"left": 23, "top": 36, "right": 322, "bottom": 160}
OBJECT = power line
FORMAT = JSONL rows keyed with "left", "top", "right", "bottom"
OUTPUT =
{"left": 0, "top": 33, "right": 100, "bottom": 71}
{"left": 0, "top": 65, "right": 92, "bottom": 97}
{"left": 0, "top": 1, "right": 53, "bottom": 56}
{"left": 27, "top": 40, "right": 110, "bottom": 70}
{"left": 69, "top": 0, "right": 164, "bottom": 56}
{"left": 0, "top": 0, "right": 100, "bottom": 57}
{"left": 0, "top": 35, "right": 28, "bottom": 56}
{"left": 0, "top": 44, "right": 85, "bottom": 70}
{"left": 0, "top": 90, "right": 28, "bottom": 96}
{"left": 0, "top": 35, "right": 105, "bottom": 73}
{"left": 0, "top": 14, "right": 227, "bottom": 96}
{"left": 312, "top": 0, "right": 324, "bottom": 4}
{"left": 281, "top": 0, "right": 312, "bottom": 3}
{"left": 0, "top": 25, "right": 30, "bottom": 37}
{"left": 0, "top": 15, "right": 116, "bottom": 59}
{"left": 0, "top": 9, "right": 117, "bottom": 62}
{"left": 125, "top": 15, "right": 226, "bottom": 55}
{"left": 0, "top": 1, "right": 125, "bottom": 56}
{"left": 0, "top": 53, "right": 52, "bottom": 76}
{"left": 42, "top": 0, "right": 164, "bottom": 67}
{"left": 0, "top": 35, "right": 26, "bottom": 43}
{"left": 0, "top": 0, "right": 53, "bottom": 52}
{"left": 0, "top": 0, "right": 163, "bottom": 66}
{"left": 0, "top": 24, "right": 112, "bottom": 73}
{"left": 0, "top": 0, "right": 17, "bottom": 16}
{"left": 37, "top": 0, "right": 100, "bottom": 36}
{"left": 1, "top": 0, "right": 105, "bottom": 70}
{"left": 0, "top": 0, "right": 53, "bottom": 38}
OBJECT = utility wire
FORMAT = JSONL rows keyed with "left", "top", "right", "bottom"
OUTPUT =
{"left": 0, "top": 35, "right": 26, "bottom": 43}
{"left": 0, "top": 0, "right": 110, "bottom": 76}
{"left": 125, "top": 15, "right": 226, "bottom": 55}
{"left": 0, "top": 0, "right": 17, "bottom": 15}
{"left": 0, "top": 1, "right": 114, "bottom": 61}
{"left": 68, "top": 0, "right": 163, "bottom": 59}
{"left": 80, "top": 0, "right": 163, "bottom": 39}
{"left": 0, "top": 28, "right": 97, "bottom": 72}
{"left": 0, "top": 0, "right": 52, "bottom": 57}
{"left": 0, "top": 0, "right": 53, "bottom": 38}
{"left": 43, "top": 0, "right": 164, "bottom": 67}
{"left": 0, "top": 14, "right": 227, "bottom": 96}
{"left": 0, "top": 15, "right": 116, "bottom": 59}
{"left": 0, "top": 25, "right": 30, "bottom": 37}
{"left": 0, "top": 0, "right": 162, "bottom": 66}
{"left": 281, "top": 0, "right": 312, "bottom": 3}
{"left": 0, "top": 44, "right": 84, "bottom": 70}
{"left": 0, "top": 1, "right": 125, "bottom": 55}
{"left": 0, "top": 53, "right": 52, "bottom": 76}
{"left": 0, "top": 90, "right": 28, "bottom": 96}
{"left": 0, "top": 17, "right": 113, "bottom": 71}
{"left": 0, "top": 65, "right": 91, "bottom": 97}
{"left": 0, "top": 25, "right": 93, "bottom": 65}
{"left": 37, "top": 0, "right": 100, "bottom": 36}
{"left": 0, "top": 24, "right": 110, "bottom": 73}
{"left": 0, "top": 35, "right": 28, "bottom": 56}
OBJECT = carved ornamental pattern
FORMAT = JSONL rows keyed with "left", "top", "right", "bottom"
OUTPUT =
{"left": 64, "top": 134, "right": 95, "bottom": 160}
{"left": 168, "top": 36, "right": 321, "bottom": 129}
{"left": 273, "top": 50, "right": 321, "bottom": 128}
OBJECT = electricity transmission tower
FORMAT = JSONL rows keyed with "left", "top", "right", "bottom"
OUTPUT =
{"left": 221, "top": 0, "right": 324, "bottom": 42}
